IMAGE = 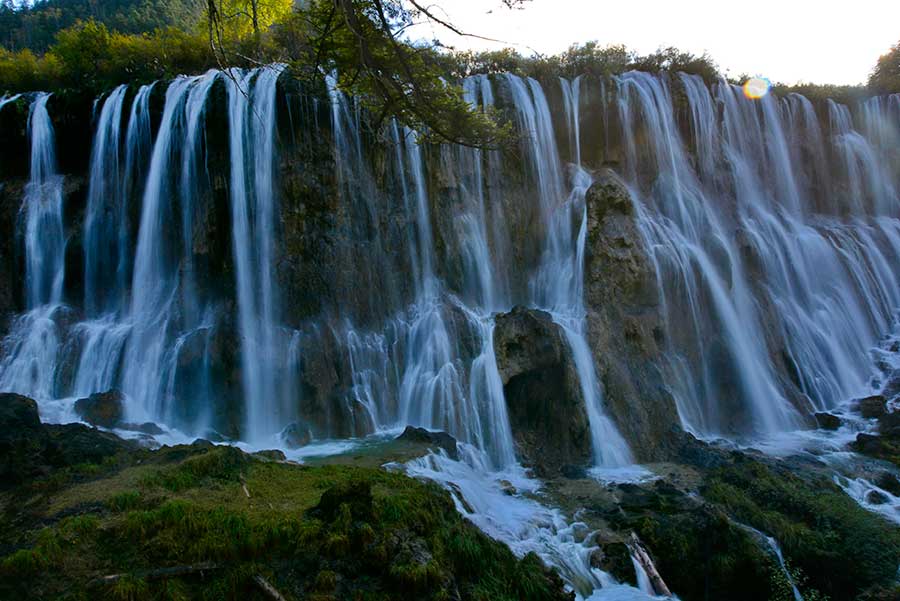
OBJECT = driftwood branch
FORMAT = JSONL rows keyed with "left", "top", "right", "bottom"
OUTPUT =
{"left": 91, "top": 562, "right": 220, "bottom": 586}
{"left": 253, "top": 574, "right": 288, "bottom": 601}
{"left": 627, "top": 532, "right": 672, "bottom": 597}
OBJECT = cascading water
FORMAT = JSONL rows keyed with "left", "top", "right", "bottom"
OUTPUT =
{"left": 84, "top": 84, "right": 128, "bottom": 315}
{"left": 225, "top": 65, "right": 300, "bottom": 443}
{"left": 0, "top": 93, "right": 66, "bottom": 400}
{"left": 121, "top": 71, "right": 220, "bottom": 427}
{"left": 616, "top": 72, "right": 900, "bottom": 440}
{"left": 507, "top": 73, "right": 634, "bottom": 468}
{"left": 23, "top": 92, "right": 65, "bottom": 309}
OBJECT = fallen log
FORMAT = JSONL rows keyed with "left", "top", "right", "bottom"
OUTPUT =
{"left": 627, "top": 532, "right": 672, "bottom": 597}
{"left": 91, "top": 561, "right": 220, "bottom": 586}
{"left": 253, "top": 574, "right": 288, "bottom": 601}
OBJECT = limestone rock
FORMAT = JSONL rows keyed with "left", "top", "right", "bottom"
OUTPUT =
{"left": 493, "top": 306, "right": 591, "bottom": 476}
{"left": 583, "top": 171, "right": 681, "bottom": 461}
{"left": 874, "top": 472, "right": 900, "bottom": 496}
{"left": 253, "top": 449, "right": 287, "bottom": 462}
{"left": 814, "top": 412, "right": 841, "bottom": 430}
{"left": 281, "top": 421, "right": 314, "bottom": 449}
{"left": 74, "top": 389, "right": 125, "bottom": 428}
{"left": 0, "top": 392, "right": 41, "bottom": 431}
{"left": 1, "top": 393, "right": 134, "bottom": 486}
{"left": 857, "top": 395, "right": 887, "bottom": 419}
{"left": 866, "top": 490, "right": 890, "bottom": 505}
{"left": 396, "top": 426, "right": 459, "bottom": 460}
{"left": 878, "top": 411, "right": 900, "bottom": 437}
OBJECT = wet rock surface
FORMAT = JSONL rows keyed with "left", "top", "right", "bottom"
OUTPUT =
{"left": 1, "top": 392, "right": 135, "bottom": 486}
{"left": 280, "top": 420, "right": 314, "bottom": 449}
{"left": 858, "top": 394, "right": 888, "bottom": 418}
{"left": 493, "top": 305, "right": 592, "bottom": 476}
{"left": 396, "top": 426, "right": 459, "bottom": 460}
{"left": 74, "top": 389, "right": 125, "bottom": 428}
{"left": 814, "top": 411, "right": 841, "bottom": 430}
{"left": 583, "top": 172, "right": 681, "bottom": 460}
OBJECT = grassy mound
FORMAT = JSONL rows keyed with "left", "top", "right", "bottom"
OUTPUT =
{"left": 0, "top": 444, "right": 570, "bottom": 601}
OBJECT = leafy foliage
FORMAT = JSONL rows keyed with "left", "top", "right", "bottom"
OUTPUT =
{"left": 869, "top": 39, "right": 900, "bottom": 94}
{"left": 0, "top": 0, "right": 207, "bottom": 52}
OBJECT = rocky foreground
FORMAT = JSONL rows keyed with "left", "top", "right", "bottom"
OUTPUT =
{"left": 0, "top": 393, "right": 569, "bottom": 601}
{"left": 3, "top": 389, "right": 900, "bottom": 601}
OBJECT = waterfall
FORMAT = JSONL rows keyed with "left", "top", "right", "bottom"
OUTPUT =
{"left": 84, "top": 85, "right": 127, "bottom": 315}
{"left": 121, "top": 71, "right": 219, "bottom": 426}
{"left": 225, "top": 65, "right": 293, "bottom": 443}
{"left": 616, "top": 72, "right": 900, "bottom": 439}
{"left": 0, "top": 93, "right": 65, "bottom": 400}
{"left": 3, "top": 68, "right": 900, "bottom": 601}
{"left": 507, "top": 73, "right": 635, "bottom": 468}
{"left": 24, "top": 93, "right": 65, "bottom": 309}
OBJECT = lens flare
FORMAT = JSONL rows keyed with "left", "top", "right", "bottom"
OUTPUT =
{"left": 743, "top": 77, "right": 771, "bottom": 99}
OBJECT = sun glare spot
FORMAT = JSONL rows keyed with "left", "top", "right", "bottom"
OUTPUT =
{"left": 743, "top": 77, "right": 771, "bottom": 99}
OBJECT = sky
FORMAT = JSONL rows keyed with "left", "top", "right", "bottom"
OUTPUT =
{"left": 407, "top": 0, "right": 900, "bottom": 85}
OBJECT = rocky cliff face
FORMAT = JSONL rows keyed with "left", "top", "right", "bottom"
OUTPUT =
{"left": 3, "top": 70, "right": 897, "bottom": 469}
{"left": 583, "top": 171, "right": 681, "bottom": 460}
{"left": 493, "top": 306, "right": 592, "bottom": 476}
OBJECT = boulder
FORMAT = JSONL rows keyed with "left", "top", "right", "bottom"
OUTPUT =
{"left": 874, "top": 472, "right": 900, "bottom": 497}
{"left": 493, "top": 306, "right": 592, "bottom": 476}
{"left": 1, "top": 393, "right": 135, "bottom": 486}
{"left": 866, "top": 490, "right": 890, "bottom": 505}
{"left": 852, "top": 433, "right": 884, "bottom": 455}
{"left": 814, "top": 412, "right": 841, "bottom": 430}
{"left": 121, "top": 422, "right": 166, "bottom": 436}
{"left": 857, "top": 395, "right": 887, "bottom": 419}
{"left": 582, "top": 172, "right": 681, "bottom": 460}
{"left": 0, "top": 393, "right": 44, "bottom": 482}
{"left": 281, "top": 421, "right": 313, "bottom": 449}
{"left": 590, "top": 541, "right": 637, "bottom": 586}
{"left": 253, "top": 449, "right": 287, "bottom": 462}
{"left": 74, "top": 389, "right": 125, "bottom": 428}
{"left": 0, "top": 392, "right": 41, "bottom": 431}
{"left": 43, "top": 423, "right": 135, "bottom": 466}
{"left": 396, "top": 426, "right": 459, "bottom": 460}
{"left": 883, "top": 372, "right": 900, "bottom": 400}
{"left": 878, "top": 411, "right": 900, "bottom": 437}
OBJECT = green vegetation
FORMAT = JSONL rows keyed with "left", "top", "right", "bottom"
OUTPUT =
{"left": 0, "top": 444, "right": 569, "bottom": 600}
{"left": 0, "top": 0, "right": 206, "bottom": 52}
{"left": 702, "top": 456, "right": 900, "bottom": 601}
{"left": 869, "top": 39, "right": 900, "bottom": 94}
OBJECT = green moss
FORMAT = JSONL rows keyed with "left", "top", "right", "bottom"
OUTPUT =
{"left": 0, "top": 446, "right": 569, "bottom": 601}
{"left": 107, "top": 490, "right": 142, "bottom": 512}
{"left": 703, "top": 456, "right": 900, "bottom": 600}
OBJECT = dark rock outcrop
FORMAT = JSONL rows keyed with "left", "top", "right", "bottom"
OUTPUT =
{"left": 396, "top": 426, "right": 459, "bottom": 460}
{"left": 583, "top": 172, "right": 680, "bottom": 460}
{"left": 878, "top": 411, "right": 900, "bottom": 437}
{"left": 590, "top": 541, "right": 636, "bottom": 586}
{"left": 0, "top": 392, "right": 134, "bottom": 486}
{"left": 280, "top": 420, "right": 314, "bottom": 448}
{"left": 74, "top": 389, "right": 125, "bottom": 428}
{"left": 814, "top": 412, "right": 841, "bottom": 430}
{"left": 858, "top": 394, "right": 888, "bottom": 419}
{"left": 493, "top": 306, "right": 591, "bottom": 476}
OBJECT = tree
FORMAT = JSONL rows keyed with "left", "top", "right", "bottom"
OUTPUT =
{"left": 210, "top": 0, "right": 530, "bottom": 147}
{"left": 869, "top": 39, "right": 900, "bottom": 94}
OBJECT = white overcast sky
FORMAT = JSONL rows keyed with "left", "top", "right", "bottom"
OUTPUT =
{"left": 407, "top": 0, "right": 900, "bottom": 85}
